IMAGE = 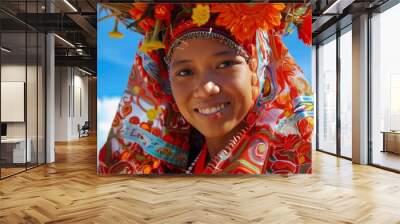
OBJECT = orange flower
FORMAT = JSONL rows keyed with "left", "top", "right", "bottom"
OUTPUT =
{"left": 121, "top": 104, "right": 132, "bottom": 117}
{"left": 138, "top": 17, "right": 155, "bottom": 32}
{"left": 129, "top": 116, "right": 140, "bottom": 125}
{"left": 140, "top": 122, "right": 151, "bottom": 131}
{"left": 112, "top": 112, "right": 122, "bottom": 128}
{"left": 129, "top": 4, "right": 154, "bottom": 32}
{"left": 297, "top": 117, "right": 314, "bottom": 141}
{"left": 269, "top": 34, "right": 301, "bottom": 95}
{"left": 297, "top": 10, "right": 312, "bottom": 45}
{"left": 151, "top": 127, "right": 161, "bottom": 137}
{"left": 129, "top": 3, "right": 148, "bottom": 20}
{"left": 211, "top": 3, "right": 285, "bottom": 43}
{"left": 154, "top": 4, "right": 173, "bottom": 21}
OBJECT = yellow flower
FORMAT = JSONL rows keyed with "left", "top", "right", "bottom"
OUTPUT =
{"left": 146, "top": 108, "right": 160, "bottom": 121}
{"left": 109, "top": 30, "right": 124, "bottom": 39}
{"left": 139, "top": 40, "right": 165, "bottom": 53}
{"left": 109, "top": 19, "right": 124, "bottom": 39}
{"left": 192, "top": 4, "right": 210, "bottom": 27}
{"left": 132, "top": 86, "right": 140, "bottom": 95}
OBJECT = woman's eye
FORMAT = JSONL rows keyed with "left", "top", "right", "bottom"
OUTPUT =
{"left": 217, "top": 60, "right": 235, "bottom": 69}
{"left": 176, "top": 69, "right": 193, "bottom": 77}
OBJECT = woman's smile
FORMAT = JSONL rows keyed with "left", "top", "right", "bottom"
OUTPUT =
{"left": 194, "top": 102, "right": 231, "bottom": 118}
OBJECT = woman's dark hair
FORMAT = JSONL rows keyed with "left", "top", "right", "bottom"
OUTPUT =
{"left": 187, "top": 127, "right": 204, "bottom": 168}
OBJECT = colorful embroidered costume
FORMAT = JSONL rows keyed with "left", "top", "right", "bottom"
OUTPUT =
{"left": 98, "top": 3, "right": 314, "bottom": 174}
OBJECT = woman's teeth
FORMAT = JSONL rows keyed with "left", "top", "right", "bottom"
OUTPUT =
{"left": 197, "top": 103, "right": 227, "bottom": 115}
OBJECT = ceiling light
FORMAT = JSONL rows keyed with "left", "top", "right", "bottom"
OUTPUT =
{"left": 78, "top": 67, "right": 93, "bottom": 76}
{"left": 54, "top": 34, "right": 75, "bottom": 48}
{"left": 323, "top": 0, "right": 355, "bottom": 15}
{"left": 63, "top": 0, "right": 78, "bottom": 12}
{"left": 323, "top": 0, "right": 342, "bottom": 14}
{"left": 1, "top": 47, "right": 11, "bottom": 53}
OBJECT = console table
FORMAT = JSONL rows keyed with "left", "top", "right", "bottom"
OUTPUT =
{"left": 0, "top": 138, "right": 32, "bottom": 163}
{"left": 381, "top": 131, "right": 400, "bottom": 154}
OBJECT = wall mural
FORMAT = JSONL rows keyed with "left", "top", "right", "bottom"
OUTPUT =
{"left": 97, "top": 3, "right": 313, "bottom": 175}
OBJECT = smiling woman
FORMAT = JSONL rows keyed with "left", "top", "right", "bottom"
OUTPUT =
{"left": 169, "top": 39, "right": 255, "bottom": 160}
{"left": 97, "top": 3, "right": 314, "bottom": 175}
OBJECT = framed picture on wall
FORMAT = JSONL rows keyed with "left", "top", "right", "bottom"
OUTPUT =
{"left": 1, "top": 81, "right": 25, "bottom": 122}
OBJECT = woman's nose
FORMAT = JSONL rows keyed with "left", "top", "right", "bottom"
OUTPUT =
{"left": 193, "top": 81, "right": 221, "bottom": 98}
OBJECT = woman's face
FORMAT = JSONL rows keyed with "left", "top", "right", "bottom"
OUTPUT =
{"left": 169, "top": 38, "right": 256, "bottom": 139}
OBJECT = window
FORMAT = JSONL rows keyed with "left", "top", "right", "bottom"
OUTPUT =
{"left": 370, "top": 2, "right": 400, "bottom": 171}
{"left": 339, "top": 28, "right": 352, "bottom": 158}
{"left": 317, "top": 36, "right": 337, "bottom": 154}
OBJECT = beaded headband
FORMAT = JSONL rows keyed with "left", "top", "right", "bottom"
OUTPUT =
{"left": 164, "top": 28, "right": 250, "bottom": 66}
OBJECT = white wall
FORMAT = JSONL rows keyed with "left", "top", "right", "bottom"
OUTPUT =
{"left": 55, "top": 66, "right": 69, "bottom": 141}
{"left": 54, "top": 66, "right": 89, "bottom": 141}
{"left": 72, "top": 72, "right": 89, "bottom": 138}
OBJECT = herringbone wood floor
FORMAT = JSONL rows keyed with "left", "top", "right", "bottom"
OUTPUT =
{"left": 1, "top": 135, "right": 400, "bottom": 224}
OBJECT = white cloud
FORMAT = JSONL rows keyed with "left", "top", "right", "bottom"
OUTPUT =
{"left": 97, "top": 97, "right": 120, "bottom": 151}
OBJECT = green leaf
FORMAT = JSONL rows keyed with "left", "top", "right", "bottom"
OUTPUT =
{"left": 294, "top": 6, "right": 308, "bottom": 17}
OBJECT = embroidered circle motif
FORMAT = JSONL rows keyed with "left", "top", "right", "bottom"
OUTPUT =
{"left": 247, "top": 139, "right": 268, "bottom": 166}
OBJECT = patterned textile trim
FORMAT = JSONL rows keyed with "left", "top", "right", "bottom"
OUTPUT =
{"left": 138, "top": 51, "right": 172, "bottom": 95}
{"left": 222, "top": 159, "right": 260, "bottom": 174}
{"left": 256, "top": 65, "right": 278, "bottom": 106}
{"left": 274, "top": 95, "right": 314, "bottom": 134}
{"left": 269, "top": 158, "right": 298, "bottom": 174}
{"left": 229, "top": 139, "right": 250, "bottom": 162}
{"left": 293, "top": 96, "right": 313, "bottom": 112}
{"left": 123, "top": 121, "right": 188, "bottom": 168}
{"left": 293, "top": 95, "right": 313, "bottom": 106}
{"left": 255, "top": 31, "right": 278, "bottom": 105}
{"left": 164, "top": 29, "right": 250, "bottom": 65}
{"left": 275, "top": 111, "right": 313, "bottom": 132}
{"left": 138, "top": 51, "right": 161, "bottom": 82}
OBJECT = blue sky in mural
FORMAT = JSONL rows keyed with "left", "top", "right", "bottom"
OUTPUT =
{"left": 282, "top": 30, "right": 312, "bottom": 83}
{"left": 98, "top": 9, "right": 140, "bottom": 99}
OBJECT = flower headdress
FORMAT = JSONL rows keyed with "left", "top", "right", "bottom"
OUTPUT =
{"left": 98, "top": 3, "right": 313, "bottom": 174}
{"left": 102, "top": 3, "right": 311, "bottom": 55}
{"left": 100, "top": 2, "right": 311, "bottom": 99}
